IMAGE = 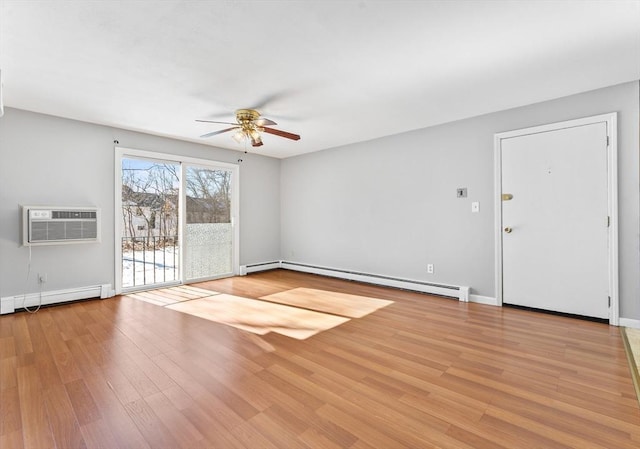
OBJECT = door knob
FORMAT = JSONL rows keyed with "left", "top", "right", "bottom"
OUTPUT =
{"left": 504, "top": 227, "right": 513, "bottom": 234}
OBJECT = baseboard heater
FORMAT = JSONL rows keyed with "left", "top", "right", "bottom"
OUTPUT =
{"left": 241, "top": 261, "right": 282, "bottom": 275}
{"left": 0, "top": 284, "right": 113, "bottom": 314}
{"left": 242, "top": 261, "right": 469, "bottom": 302}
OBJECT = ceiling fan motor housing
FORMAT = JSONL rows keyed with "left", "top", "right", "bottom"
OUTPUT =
{"left": 236, "top": 109, "right": 261, "bottom": 124}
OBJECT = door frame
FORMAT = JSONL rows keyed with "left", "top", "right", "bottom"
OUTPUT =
{"left": 114, "top": 147, "right": 240, "bottom": 295}
{"left": 493, "top": 113, "right": 618, "bottom": 325}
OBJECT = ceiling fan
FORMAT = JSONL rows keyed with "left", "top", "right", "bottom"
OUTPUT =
{"left": 197, "top": 109, "right": 300, "bottom": 147}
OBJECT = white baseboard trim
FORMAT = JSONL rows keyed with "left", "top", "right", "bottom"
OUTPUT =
{"left": 100, "top": 284, "right": 115, "bottom": 299}
{"left": 620, "top": 318, "right": 640, "bottom": 329}
{"left": 469, "top": 295, "right": 498, "bottom": 306}
{"left": 0, "top": 283, "right": 112, "bottom": 314}
{"left": 280, "top": 261, "right": 470, "bottom": 301}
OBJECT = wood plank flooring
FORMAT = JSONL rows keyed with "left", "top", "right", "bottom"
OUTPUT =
{"left": 622, "top": 327, "right": 640, "bottom": 405}
{"left": 1, "top": 269, "right": 639, "bottom": 448}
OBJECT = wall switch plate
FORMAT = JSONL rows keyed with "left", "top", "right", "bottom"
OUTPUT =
{"left": 472, "top": 202, "right": 480, "bottom": 212}
{"left": 427, "top": 264, "right": 434, "bottom": 274}
{"left": 456, "top": 188, "right": 467, "bottom": 198}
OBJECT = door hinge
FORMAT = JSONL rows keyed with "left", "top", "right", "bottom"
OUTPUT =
{"left": 608, "top": 296, "right": 611, "bottom": 308}
{"left": 606, "top": 135, "right": 610, "bottom": 147}
{"left": 607, "top": 216, "right": 610, "bottom": 227}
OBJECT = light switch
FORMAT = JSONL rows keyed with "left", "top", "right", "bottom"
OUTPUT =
{"left": 472, "top": 202, "right": 480, "bottom": 213}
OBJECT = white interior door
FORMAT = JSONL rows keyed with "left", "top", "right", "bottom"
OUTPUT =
{"left": 500, "top": 121, "right": 610, "bottom": 319}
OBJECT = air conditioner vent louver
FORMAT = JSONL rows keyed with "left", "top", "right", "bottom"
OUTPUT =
{"left": 22, "top": 206, "right": 101, "bottom": 246}
{"left": 52, "top": 210, "right": 97, "bottom": 219}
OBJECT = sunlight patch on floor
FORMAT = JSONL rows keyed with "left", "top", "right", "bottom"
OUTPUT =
{"left": 166, "top": 294, "right": 349, "bottom": 339}
{"left": 259, "top": 287, "right": 393, "bottom": 318}
{"left": 125, "top": 285, "right": 220, "bottom": 306}
{"left": 126, "top": 286, "right": 393, "bottom": 340}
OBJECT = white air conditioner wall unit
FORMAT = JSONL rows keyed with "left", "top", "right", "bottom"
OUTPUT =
{"left": 22, "top": 205, "right": 101, "bottom": 246}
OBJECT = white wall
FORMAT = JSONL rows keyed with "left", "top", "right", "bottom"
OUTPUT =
{"left": 280, "top": 81, "right": 640, "bottom": 320}
{"left": 1, "top": 82, "right": 638, "bottom": 320}
{"left": 0, "top": 108, "right": 280, "bottom": 298}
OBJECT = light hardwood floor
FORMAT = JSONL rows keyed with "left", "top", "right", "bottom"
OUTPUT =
{"left": 1, "top": 269, "right": 639, "bottom": 448}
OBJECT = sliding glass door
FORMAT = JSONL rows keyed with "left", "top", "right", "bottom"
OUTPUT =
{"left": 184, "top": 165, "right": 234, "bottom": 282}
{"left": 121, "top": 157, "right": 180, "bottom": 289}
{"left": 116, "top": 149, "right": 238, "bottom": 293}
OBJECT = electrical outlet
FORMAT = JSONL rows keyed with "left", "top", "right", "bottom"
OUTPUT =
{"left": 38, "top": 273, "right": 47, "bottom": 283}
{"left": 427, "top": 264, "right": 434, "bottom": 274}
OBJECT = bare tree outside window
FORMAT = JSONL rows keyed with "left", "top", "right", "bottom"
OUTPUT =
{"left": 121, "top": 160, "right": 180, "bottom": 287}
{"left": 185, "top": 168, "right": 231, "bottom": 224}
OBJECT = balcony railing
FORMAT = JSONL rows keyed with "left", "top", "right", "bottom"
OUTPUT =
{"left": 122, "top": 235, "right": 178, "bottom": 288}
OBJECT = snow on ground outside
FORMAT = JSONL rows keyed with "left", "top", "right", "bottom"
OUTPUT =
{"left": 122, "top": 248, "right": 179, "bottom": 288}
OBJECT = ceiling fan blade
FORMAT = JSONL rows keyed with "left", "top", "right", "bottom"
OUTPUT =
{"left": 200, "top": 127, "right": 239, "bottom": 138}
{"left": 255, "top": 117, "right": 277, "bottom": 126}
{"left": 251, "top": 137, "right": 264, "bottom": 147}
{"left": 262, "top": 127, "right": 301, "bottom": 141}
{"left": 196, "top": 119, "right": 238, "bottom": 125}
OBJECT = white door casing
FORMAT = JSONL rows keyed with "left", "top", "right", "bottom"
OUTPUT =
{"left": 494, "top": 113, "right": 618, "bottom": 323}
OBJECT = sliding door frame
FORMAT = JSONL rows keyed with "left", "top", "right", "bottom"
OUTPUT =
{"left": 114, "top": 147, "right": 240, "bottom": 294}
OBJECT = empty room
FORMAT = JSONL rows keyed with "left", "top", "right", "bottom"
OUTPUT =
{"left": 1, "top": 1, "right": 640, "bottom": 448}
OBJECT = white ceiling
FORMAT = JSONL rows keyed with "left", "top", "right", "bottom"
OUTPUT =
{"left": 1, "top": 1, "right": 639, "bottom": 159}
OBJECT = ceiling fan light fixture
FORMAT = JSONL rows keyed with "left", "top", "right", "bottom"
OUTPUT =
{"left": 232, "top": 129, "right": 245, "bottom": 143}
{"left": 249, "top": 129, "right": 261, "bottom": 141}
{"left": 197, "top": 108, "right": 299, "bottom": 147}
